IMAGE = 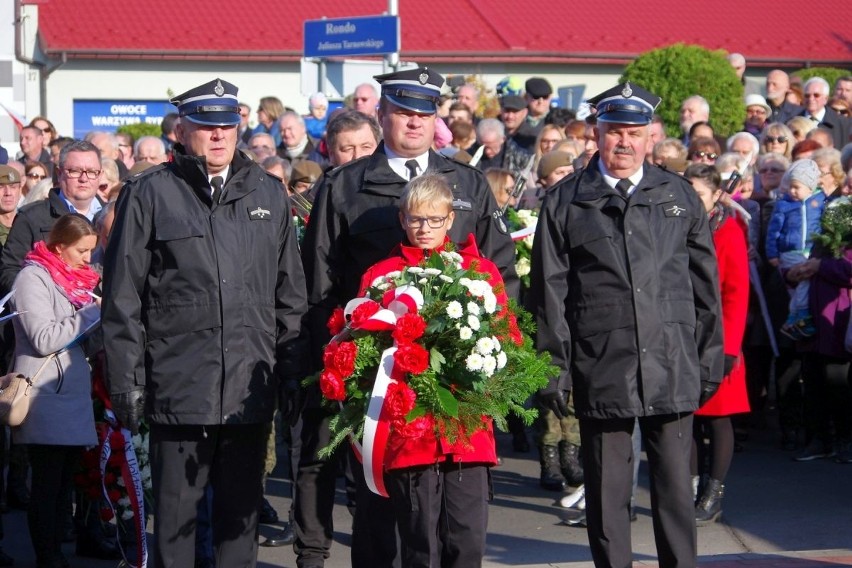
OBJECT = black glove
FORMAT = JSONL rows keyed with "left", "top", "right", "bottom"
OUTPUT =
{"left": 112, "top": 389, "right": 145, "bottom": 435}
{"left": 723, "top": 355, "right": 737, "bottom": 377}
{"left": 698, "top": 380, "right": 720, "bottom": 408}
{"left": 538, "top": 389, "right": 570, "bottom": 420}
{"left": 279, "top": 379, "right": 303, "bottom": 427}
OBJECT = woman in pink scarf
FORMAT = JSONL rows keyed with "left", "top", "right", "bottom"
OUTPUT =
{"left": 11, "top": 213, "right": 100, "bottom": 568}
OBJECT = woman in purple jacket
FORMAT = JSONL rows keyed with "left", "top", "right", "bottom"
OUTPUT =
{"left": 786, "top": 224, "right": 851, "bottom": 463}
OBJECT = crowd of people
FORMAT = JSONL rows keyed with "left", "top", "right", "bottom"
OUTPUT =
{"left": 0, "top": 58, "right": 848, "bottom": 568}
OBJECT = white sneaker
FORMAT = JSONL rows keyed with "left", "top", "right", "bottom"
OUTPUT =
{"left": 559, "top": 484, "right": 585, "bottom": 509}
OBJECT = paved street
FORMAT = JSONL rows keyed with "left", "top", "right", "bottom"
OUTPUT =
{"left": 2, "top": 412, "right": 851, "bottom": 567}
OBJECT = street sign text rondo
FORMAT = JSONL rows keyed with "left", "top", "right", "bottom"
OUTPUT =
{"left": 304, "top": 15, "right": 399, "bottom": 58}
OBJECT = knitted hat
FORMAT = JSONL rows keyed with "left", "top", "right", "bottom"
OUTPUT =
{"left": 781, "top": 158, "right": 820, "bottom": 192}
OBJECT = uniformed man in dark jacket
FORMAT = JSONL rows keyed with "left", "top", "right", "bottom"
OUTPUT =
{"left": 100, "top": 78, "right": 307, "bottom": 568}
{"left": 296, "top": 67, "right": 517, "bottom": 568}
{"left": 527, "top": 83, "right": 724, "bottom": 568}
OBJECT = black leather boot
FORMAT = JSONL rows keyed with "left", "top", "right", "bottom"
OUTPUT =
{"left": 695, "top": 477, "right": 724, "bottom": 524}
{"left": 539, "top": 445, "right": 566, "bottom": 491}
{"left": 559, "top": 442, "right": 584, "bottom": 486}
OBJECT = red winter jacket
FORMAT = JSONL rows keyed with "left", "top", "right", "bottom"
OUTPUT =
{"left": 697, "top": 214, "right": 750, "bottom": 416}
{"left": 358, "top": 234, "right": 503, "bottom": 470}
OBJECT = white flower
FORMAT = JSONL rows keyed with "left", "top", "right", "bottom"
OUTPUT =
{"left": 386, "top": 270, "right": 402, "bottom": 279}
{"left": 523, "top": 234, "right": 535, "bottom": 249}
{"left": 516, "top": 257, "right": 531, "bottom": 277}
{"left": 376, "top": 282, "right": 390, "bottom": 291}
{"left": 496, "top": 351, "right": 507, "bottom": 369}
{"left": 459, "top": 326, "right": 473, "bottom": 340}
{"left": 516, "top": 209, "right": 537, "bottom": 226}
{"left": 446, "top": 301, "right": 464, "bottom": 319}
{"left": 370, "top": 275, "right": 387, "bottom": 287}
{"left": 465, "top": 352, "right": 484, "bottom": 371}
{"left": 407, "top": 267, "right": 425, "bottom": 275}
{"left": 423, "top": 268, "right": 442, "bottom": 276}
{"left": 418, "top": 278, "right": 428, "bottom": 285}
{"left": 482, "top": 355, "right": 497, "bottom": 376}
{"left": 483, "top": 293, "right": 497, "bottom": 314}
{"left": 439, "top": 275, "right": 453, "bottom": 283}
{"left": 440, "top": 251, "right": 463, "bottom": 266}
{"left": 467, "top": 315, "right": 481, "bottom": 331}
{"left": 476, "top": 337, "right": 495, "bottom": 355}
{"left": 118, "top": 496, "right": 131, "bottom": 507}
{"left": 492, "top": 336, "right": 501, "bottom": 352}
{"left": 459, "top": 277, "right": 472, "bottom": 287}
{"left": 467, "top": 301, "right": 481, "bottom": 315}
{"left": 121, "top": 509, "right": 135, "bottom": 521}
{"left": 117, "top": 477, "right": 126, "bottom": 487}
{"left": 465, "top": 280, "right": 491, "bottom": 298}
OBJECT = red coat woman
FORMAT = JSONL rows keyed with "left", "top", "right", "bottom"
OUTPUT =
{"left": 685, "top": 164, "right": 750, "bottom": 525}
{"left": 696, "top": 208, "right": 751, "bottom": 416}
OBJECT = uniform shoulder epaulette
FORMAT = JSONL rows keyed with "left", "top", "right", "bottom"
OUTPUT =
{"left": 126, "top": 162, "right": 169, "bottom": 183}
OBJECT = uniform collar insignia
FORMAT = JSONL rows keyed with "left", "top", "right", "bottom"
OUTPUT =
{"left": 665, "top": 204, "right": 685, "bottom": 216}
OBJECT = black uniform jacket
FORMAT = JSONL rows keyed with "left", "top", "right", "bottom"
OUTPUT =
{"left": 101, "top": 146, "right": 307, "bottom": 425}
{"left": 527, "top": 156, "right": 724, "bottom": 419}
{"left": 301, "top": 143, "right": 518, "bottom": 370}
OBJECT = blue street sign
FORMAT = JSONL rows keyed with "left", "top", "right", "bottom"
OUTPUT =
{"left": 304, "top": 15, "right": 399, "bottom": 58}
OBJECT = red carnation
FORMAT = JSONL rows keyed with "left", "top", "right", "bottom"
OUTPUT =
{"left": 393, "top": 343, "right": 429, "bottom": 375}
{"left": 386, "top": 381, "right": 417, "bottom": 419}
{"left": 397, "top": 415, "right": 435, "bottom": 438}
{"left": 327, "top": 307, "right": 346, "bottom": 336}
{"left": 392, "top": 313, "right": 427, "bottom": 345}
{"left": 107, "top": 489, "right": 122, "bottom": 503}
{"left": 100, "top": 508, "right": 115, "bottom": 522}
{"left": 323, "top": 341, "right": 358, "bottom": 378}
{"left": 350, "top": 300, "right": 380, "bottom": 329}
{"left": 319, "top": 369, "right": 346, "bottom": 401}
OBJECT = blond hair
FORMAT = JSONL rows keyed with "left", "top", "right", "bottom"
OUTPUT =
{"left": 399, "top": 173, "right": 453, "bottom": 215}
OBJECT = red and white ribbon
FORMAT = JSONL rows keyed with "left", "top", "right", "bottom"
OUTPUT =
{"left": 346, "top": 284, "right": 424, "bottom": 497}
{"left": 101, "top": 410, "right": 148, "bottom": 568}
{"left": 510, "top": 225, "right": 536, "bottom": 241}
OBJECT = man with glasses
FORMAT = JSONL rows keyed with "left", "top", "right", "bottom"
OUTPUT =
{"left": 238, "top": 102, "right": 253, "bottom": 148}
{"left": 799, "top": 76, "right": 851, "bottom": 149}
{"left": 298, "top": 66, "right": 517, "bottom": 568}
{"left": 248, "top": 133, "right": 277, "bottom": 161}
{"left": 0, "top": 140, "right": 103, "bottom": 294}
{"left": 352, "top": 83, "right": 380, "bottom": 118}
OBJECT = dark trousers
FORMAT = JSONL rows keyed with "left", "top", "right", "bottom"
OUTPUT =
{"left": 581, "top": 414, "right": 696, "bottom": 568}
{"left": 27, "top": 444, "right": 80, "bottom": 567}
{"left": 386, "top": 463, "right": 490, "bottom": 568}
{"left": 350, "top": 450, "right": 397, "bottom": 568}
{"left": 801, "top": 354, "right": 852, "bottom": 443}
{"left": 293, "top": 406, "right": 340, "bottom": 567}
{"left": 149, "top": 423, "right": 268, "bottom": 568}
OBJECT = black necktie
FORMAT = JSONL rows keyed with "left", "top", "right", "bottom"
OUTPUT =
{"left": 616, "top": 178, "right": 632, "bottom": 197}
{"left": 404, "top": 159, "right": 419, "bottom": 180}
{"left": 211, "top": 176, "right": 224, "bottom": 204}
{"left": 809, "top": 115, "right": 820, "bottom": 123}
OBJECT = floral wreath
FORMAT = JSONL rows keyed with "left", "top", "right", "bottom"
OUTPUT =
{"left": 314, "top": 243, "right": 555, "bottom": 496}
